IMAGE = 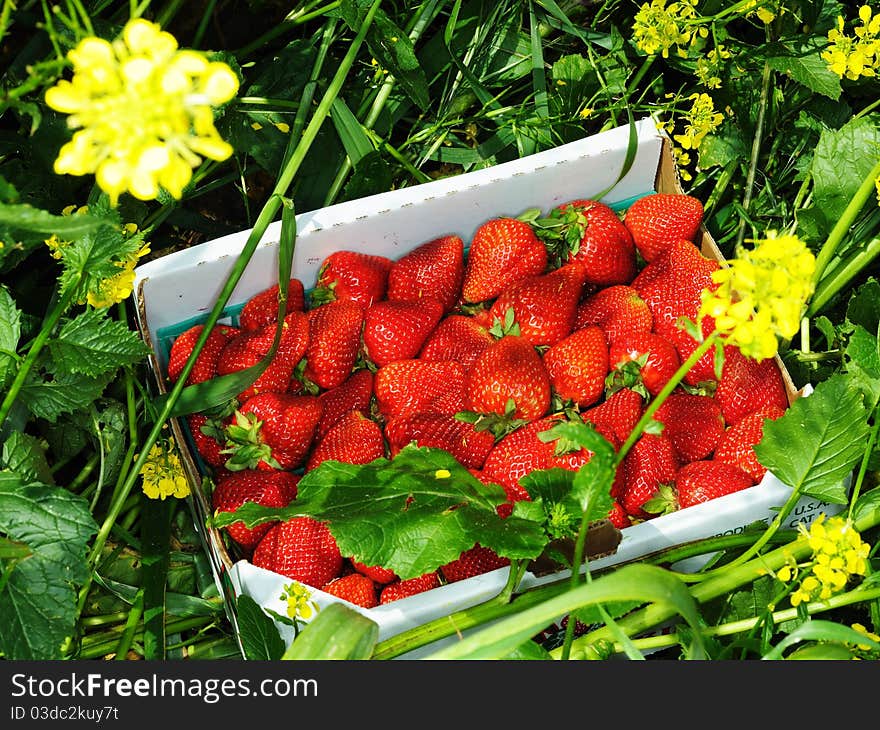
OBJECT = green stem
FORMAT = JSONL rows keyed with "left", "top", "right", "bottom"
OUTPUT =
{"left": 807, "top": 236, "right": 880, "bottom": 317}
{"left": 233, "top": 0, "right": 340, "bottom": 59}
{"left": 847, "top": 405, "right": 880, "bottom": 521}
{"left": 75, "top": 616, "right": 215, "bottom": 660}
{"left": 113, "top": 588, "right": 144, "bottom": 660}
{"left": 735, "top": 61, "right": 772, "bottom": 250}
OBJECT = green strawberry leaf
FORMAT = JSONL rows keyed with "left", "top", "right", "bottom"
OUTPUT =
{"left": 0, "top": 473, "right": 98, "bottom": 659}
{"left": 19, "top": 368, "right": 114, "bottom": 423}
{"left": 754, "top": 373, "right": 869, "bottom": 504}
{"left": 213, "top": 444, "right": 547, "bottom": 580}
{"left": 846, "top": 277, "right": 880, "bottom": 334}
{"left": 1, "top": 431, "right": 54, "bottom": 485}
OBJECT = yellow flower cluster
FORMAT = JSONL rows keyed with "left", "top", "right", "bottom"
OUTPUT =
{"left": 281, "top": 582, "right": 319, "bottom": 622}
{"left": 741, "top": 0, "right": 781, "bottom": 25}
{"left": 632, "top": 0, "right": 706, "bottom": 59}
{"left": 45, "top": 18, "right": 239, "bottom": 206}
{"left": 695, "top": 46, "right": 731, "bottom": 90}
{"left": 850, "top": 623, "right": 880, "bottom": 657}
{"left": 699, "top": 231, "right": 816, "bottom": 360}
{"left": 139, "top": 440, "right": 190, "bottom": 500}
{"left": 822, "top": 5, "right": 880, "bottom": 81}
{"left": 776, "top": 514, "right": 871, "bottom": 607}
{"left": 673, "top": 92, "right": 724, "bottom": 151}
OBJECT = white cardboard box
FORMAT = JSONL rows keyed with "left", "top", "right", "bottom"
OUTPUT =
{"left": 133, "top": 116, "right": 842, "bottom": 657}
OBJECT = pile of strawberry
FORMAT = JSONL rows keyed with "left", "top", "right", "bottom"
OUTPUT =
{"left": 166, "top": 192, "right": 790, "bottom": 610}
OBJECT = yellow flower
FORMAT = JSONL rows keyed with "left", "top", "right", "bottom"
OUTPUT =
{"left": 850, "top": 623, "right": 880, "bottom": 652}
{"left": 86, "top": 238, "right": 151, "bottom": 308}
{"left": 695, "top": 46, "right": 731, "bottom": 89}
{"left": 281, "top": 582, "right": 320, "bottom": 622}
{"left": 672, "top": 92, "right": 724, "bottom": 151}
{"left": 822, "top": 7, "right": 880, "bottom": 81}
{"left": 632, "top": 0, "right": 703, "bottom": 59}
{"left": 45, "top": 18, "right": 239, "bottom": 206}
{"left": 698, "top": 231, "right": 816, "bottom": 360}
{"left": 139, "top": 439, "right": 190, "bottom": 499}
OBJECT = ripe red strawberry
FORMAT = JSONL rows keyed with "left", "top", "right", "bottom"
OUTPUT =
{"left": 467, "top": 335, "right": 551, "bottom": 422}
{"left": 315, "top": 369, "right": 374, "bottom": 439}
{"left": 374, "top": 359, "right": 467, "bottom": 420}
{"left": 305, "top": 410, "right": 385, "bottom": 472}
{"left": 714, "top": 405, "right": 786, "bottom": 482}
{"left": 363, "top": 297, "right": 445, "bottom": 368}
{"left": 386, "top": 235, "right": 465, "bottom": 314}
{"left": 624, "top": 192, "right": 704, "bottom": 262}
{"left": 321, "top": 573, "right": 378, "bottom": 609}
{"left": 620, "top": 433, "right": 679, "bottom": 518}
{"left": 384, "top": 412, "right": 496, "bottom": 470}
{"left": 574, "top": 285, "right": 653, "bottom": 345}
{"left": 379, "top": 571, "right": 441, "bottom": 604}
{"left": 440, "top": 544, "right": 510, "bottom": 583}
{"left": 480, "top": 415, "right": 561, "bottom": 503}
{"left": 539, "top": 199, "right": 636, "bottom": 286}
{"left": 211, "top": 469, "right": 299, "bottom": 551}
{"left": 167, "top": 323, "right": 239, "bottom": 385}
{"left": 311, "top": 250, "right": 393, "bottom": 308}
{"left": 607, "top": 500, "right": 632, "bottom": 529}
{"left": 351, "top": 559, "right": 398, "bottom": 585}
{"left": 461, "top": 217, "right": 548, "bottom": 303}
{"left": 216, "top": 311, "right": 310, "bottom": 401}
{"left": 608, "top": 331, "right": 681, "bottom": 398}
{"left": 238, "top": 279, "right": 306, "bottom": 332}
{"left": 714, "top": 348, "right": 789, "bottom": 426}
{"left": 653, "top": 391, "right": 726, "bottom": 463}
{"left": 225, "top": 392, "right": 322, "bottom": 471}
{"left": 543, "top": 325, "right": 609, "bottom": 408}
{"left": 675, "top": 460, "right": 755, "bottom": 509}
{"left": 303, "top": 299, "right": 365, "bottom": 390}
{"left": 418, "top": 314, "right": 494, "bottom": 371}
{"left": 251, "top": 516, "right": 343, "bottom": 588}
{"left": 581, "top": 387, "right": 645, "bottom": 445}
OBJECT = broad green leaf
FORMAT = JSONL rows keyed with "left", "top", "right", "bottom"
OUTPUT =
{"left": 48, "top": 308, "right": 150, "bottom": 377}
{"left": 846, "top": 278, "right": 880, "bottom": 333}
{"left": 0, "top": 536, "right": 31, "bottom": 560}
{"left": 0, "top": 285, "right": 20, "bottom": 389}
{"left": 844, "top": 324, "right": 880, "bottom": 410}
{"left": 341, "top": 150, "right": 394, "bottom": 201}
{"left": 330, "top": 97, "right": 373, "bottom": 166}
{"left": 853, "top": 485, "right": 880, "bottom": 524}
{"left": 754, "top": 373, "right": 869, "bottom": 504}
{"left": 762, "top": 620, "right": 880, "bottom": 660}
{"left": 0, "top": 202, "right": 106, "bottom": 237}
{"left": 236, "top": 594, "right": 286, "bottom": 660}
{"left": 426, "top": 563, "right": 706, "bottom": 660}
{"left": 764, "top": 45, "right": 841, "bottom": 100}
{"left": 19, "top": 369, "right": 114, "bottom": 423}
{"left": 283, "top": 602, "right": 378, "bottom": 660}
{"left": 57, "top": 225, "right": 143, "bottom": 299}
{"left": 0, "top": 473, "right": 98, "bottom": 659}
{"left": 1, "top": 431, "right": 54, "bottom": 485}
{"left": 213, "top": 445, "right": 548, "bottom": 579}
{"left": 40, "top": 415, "right": 90, "bottom": 465}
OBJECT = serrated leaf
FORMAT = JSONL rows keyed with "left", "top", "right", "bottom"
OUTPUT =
{"left": 0, "top": 285, "right": 20, "bottom": 389}
{"left": 19, "top": 369, "right": 114, "bottom": 423}
{"left": 754, "top": 373, "right": 868, "bottom": 504}
{"left": 846, "top": 278, "right": 880, "bottom": 333}
{"left": 0, "top": 202, "right": 106, "bottom": 237}
{"left": 48, "top": 308, "right": 149, "bottom": 377}
{"left": 58, "top": 225, "right": 141, "bottom": 299}
{"left": 844, "top": 325, "right": 880, "bottom": 410}
{"left": 765, "top": 46, "right": 841, "bottom": 100}
{"left": 0, "top": 473, "right": 98, "bottom": 659}
{"left": 1, "top": 431, "right": 54, "bottom": 485}
{"left": 213, "top": 445, "right": 547, "bottom": 579}
{"left": 235, "top": 594, "right": 286, "bottom": 660}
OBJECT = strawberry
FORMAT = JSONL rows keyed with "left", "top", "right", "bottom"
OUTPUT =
{"left": 537, "top": 199, "right": 636, "bottom": 286}
{"left": 379, "top": 572, "right": 441, "bottom": 604}
{"left": 466, "top": 335, "right": 551, "bottom": 422}
{"left": 461, "top": 217, "right": 548, "bottom": 303}
{"left": 321, "top": 573, "right": 378, "bottom": 609}
{"left": 188, "top": 413, "right": 231, "bottom": 469}
{"left": 620, "top": 433, "right": 679, "bottom": 518}
{"left": 303, "top": 299, "right": 365, "bottom": 390}
{"left": 386, "top": 235, "right": 465, "bottom": 314}
{"left": 714, "top": 405, "right": 786, "bottom": 482}
{"left": 216, "top": 311, "right": 310, "bottom": 401}
{"left": 675, "top": 460, "right": 755, "bottom": 509}
{"left": 350, "top": 559, "right": 398, "bottom": 585}
{"left": 374, "top": 359, "right": 468, "bottom": 420}
{"left": 251, "top": 516, "right": 343, "bottom": 588}
{"left": 653, "top": 391, "right": 726, "bottom": 463}
{"left": 440, "top": 544, "right": 509, "bottom": 583}
{"left": 224, "top": 392, "right": 322, "bottom": 471}
{"left": 542, "top": 324, "right": 609, "bottom": 408}
{"left": 363, "top": 297, "right": 445, "bottom": 368}
{"left": 480, "top": 415, "right": 561, "bottom": 503}
{"left": 487, "top": 262, "right": 586, "bottom": 347}
{"left": 315, "top": 369, "right": 374, "bottom": 439}
{"left": 167, "top": 323, "right": 239, "bottom": 385}
{"left": 305, "top": 410, "right": 385, "bottom": 472}
{"left": 581, "top": 387, "right": 645, "bottom": 445}
{"left": 238, "top": 279, "right": 306, "bottom": 332}
{"left": 384, "top": 412, "right": 496, "bottom": 470}
{"left": 608, "top": 331, "right": 681, "bottom": 398}
{"left": 607, "top": 500, "right": 632, "bottom": 529}
{"left": 418, "top": 314, "right": 494, "bottom": 371}
{"left": 211, "top": 469, "right": 299, "bottom": 551}
{"left": 714, "top": 347, "right": 789, "bottom": 426}
{"left": 624, "top": 192, "right": 704, "bottom": 262}
{"left": 310, "top": 250, "right": 393, "bottom": 308}
{"left": 574, "top": 285, "right": 653, "bottom": 345}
